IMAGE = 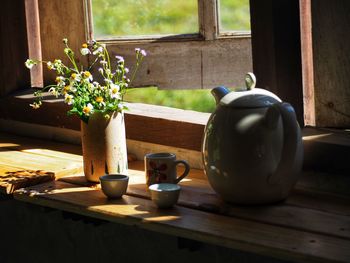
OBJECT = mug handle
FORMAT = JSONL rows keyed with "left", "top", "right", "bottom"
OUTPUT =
{"left": 174, "top": 160, "right": 190, "bottom": 183}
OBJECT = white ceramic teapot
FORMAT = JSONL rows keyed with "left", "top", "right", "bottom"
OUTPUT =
{"left": 202, "top": 73, "right": 303, "bottom": 204}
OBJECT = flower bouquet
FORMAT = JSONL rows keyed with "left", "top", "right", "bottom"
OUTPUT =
{"left": 25, "top": 38, "right": 146, "bottom": 182}
{"left": 25, "top": 38, "right": 146, "bottom": 123}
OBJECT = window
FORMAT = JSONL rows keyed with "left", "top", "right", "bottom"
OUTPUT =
{"left": 85, "top": 0, "right": 252, "bottom": 111}
{"left": 83, "top": 0, "right": 252, "bottom": 91}
{"left": 92, "top": 0, "right": 199, "bottom": 38}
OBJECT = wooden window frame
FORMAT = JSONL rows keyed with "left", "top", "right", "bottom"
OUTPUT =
{"left": 35, "top": 0, "right": 252, "bottom": 90}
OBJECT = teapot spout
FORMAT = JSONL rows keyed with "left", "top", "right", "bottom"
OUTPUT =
{"left": 211, "top": 86, "right": 230, "bottom": 105}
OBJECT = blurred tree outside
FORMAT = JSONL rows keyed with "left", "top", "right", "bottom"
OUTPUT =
{"left": 92, "top": 0, "right": 250, "bottom": 113}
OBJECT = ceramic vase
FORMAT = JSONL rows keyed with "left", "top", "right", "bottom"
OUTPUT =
{"left": 81, "top": 111, "right": 128, "bottom": 182}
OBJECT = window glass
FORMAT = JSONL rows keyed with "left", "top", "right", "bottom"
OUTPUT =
{"left": 219, "top": 0, "right": 250, "bottom": 32}
{"left": 124, "top": 87, "right": 216, "bottom": 113}
{"left": 92, "top": 0, "right": 198, "bottom": 38}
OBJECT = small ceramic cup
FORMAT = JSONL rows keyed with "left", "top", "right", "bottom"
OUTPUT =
{"left": 149, "top": 183, "right": 181, "bottom": 208}
{"left": 99, "top": 174, "right": 129, "bottom": 199}
{"left": 145, "top": 153, "right": 190, "bottom": 187}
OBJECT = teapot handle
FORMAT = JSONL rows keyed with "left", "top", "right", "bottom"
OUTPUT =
{"left": 267, "top": 102, "right": 301, "bottom": 184}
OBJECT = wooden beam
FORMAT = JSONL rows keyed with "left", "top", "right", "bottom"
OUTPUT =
{"left": 0, "top": 90, "right": 210, "bottom": 152}
{"left": 25, "top": 0, "right": 43, "bottom": 88}
{"left": 198, "top": 0, "right": 218, "bottom": 40}
{"left": 38, "top": 0, "right": 87, "bottom": 85}
{"left": 299, "top": 0, "right": 315, "bottom": 126}
{"left": 311, "top": 0, "right": 350, "bottom": 127}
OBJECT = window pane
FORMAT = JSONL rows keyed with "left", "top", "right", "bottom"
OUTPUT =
{"left": 124, "top": 87, "right": 216, "bottom": 113}
{"left": 92, "top": 0, "right": 198, "bottom": 38}
{"left": 219, "top": 0, "right": 250, "bottom": 32}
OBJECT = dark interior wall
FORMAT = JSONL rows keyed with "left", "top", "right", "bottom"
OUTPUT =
{"left": 250, "top": 0, "right": 304, "bottom": 126}
{"left": 0, "top": 1, "right": 30, "bottom": 97}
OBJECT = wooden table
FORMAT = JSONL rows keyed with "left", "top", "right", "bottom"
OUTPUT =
{"left": 1, "top": 132, "right": 350, "bottom": 262}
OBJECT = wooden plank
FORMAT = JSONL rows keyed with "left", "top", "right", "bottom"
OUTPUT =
{"left": 299, "top": 0, "right": 315, "bottom": 126}
{"left": 59, "top": 161, "right": 350, "bottom": 240}
{"left": 0, "top": 131, "right": 82, "bottom": 193}
{"left": 202, "top": 38, "right": 252, "bottom": 89}
{"left": 25, "top": 0, "right": 43, "bottom": 87}
{"left": 0, "top": 0, "right": 30, "bottom": 97}
{"left": 14, "top": 180, "right": 350, "bottom": 263}
{"left": 0, "top": 164, "right": 54, "bottom": 194}
{"left": 0, "top": 147, "right": 82, "bottom": 194}
{"left": 101, "top": 37, "right": 251, "bottom": 89}
{"left": 288, "top": 188, "right": 350, "bottom": 217}
{"left": 0, "top": 92, "right": 210, "bottom": 151}
{"left": 198, "top": 0, "right": 217, "bottom": 40}
{"left": 0, "top": 131, "right": 82, "bottom": 157}
{"left": 0, "top": 149, "right": 82, "bottom": 175}
{"left": 38, "top": 0, "right": 87, "bottom": 85}
{"left": 311, "top": 0, "right": 350, "bottom": 127}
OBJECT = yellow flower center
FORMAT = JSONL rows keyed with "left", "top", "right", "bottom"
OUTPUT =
{"left": 82, "top": 43, "right": 88, "bottom": 48}
{"left": 55, "top": 77, "right": 61, "bottom": 83}
{"left": 112, "top": 88, "right": 118, "bottom": 94}
{"left": 63, "top": 86, "right": 70, "bottom": 94}
{"left": 83, "top": 71, "right": 91, "bottom": 78}
{"left": 83, "top": 106, "right": 91, "bottom": 114}
{"left": 95, "top": 96, "right": 104, "bottom": 103}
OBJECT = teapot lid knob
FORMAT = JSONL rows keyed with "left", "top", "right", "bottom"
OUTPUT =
{"left": 245, "top": 72, "right": 256, "bottom": 90}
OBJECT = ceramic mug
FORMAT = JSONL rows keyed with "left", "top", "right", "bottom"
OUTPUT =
{"left": 144, "top": 153, "right": 190, "bottom": 186}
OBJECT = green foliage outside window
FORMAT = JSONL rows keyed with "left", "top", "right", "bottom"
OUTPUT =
{"left": 92, "top": 0, "right": 250, "bottom": 112}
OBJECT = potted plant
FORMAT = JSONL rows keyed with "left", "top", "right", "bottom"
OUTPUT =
{"left": 25, "top": 38, "right": 146, "bottom": 182}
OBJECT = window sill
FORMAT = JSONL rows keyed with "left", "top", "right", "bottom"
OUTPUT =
{"left": 0, "top": 89, "right": 210, "bottom": 151}
{"left": 1, "top": 89, "right": 349, "bottom": 175}
{"left": 1, "top": 132, "right": 349, "bottom": 263}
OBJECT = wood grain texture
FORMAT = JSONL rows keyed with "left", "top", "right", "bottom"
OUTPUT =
{"left": 0, "top": 0, "right": 30, "bottom": 97}
{"left": 299, "top": 0, "right": 315, "bottom": 126}
{"left": 311, "top": 0, "right": 350, "bottom": 127}
{"left": 198, "top": 0, "right": 217, "bottom": 40}
{"left": 59, "top": 161, "right": 350, "bottom": 241}
{"left": 38, "top": 0, "right": 87, "bottom": 85}
{"left": 25, "top": 0, "right": 43, "bottom": 88}
{"left": 0, "top": 132, "right": 83, "bottom": 193}
{"left": 14, "top": 180, "right": 350, "bottom": 263}
{"left": 0, "top": 91, "right": 210, "bottom": 151}
{"left": 0, "top": 165, "right": 54, "bottom": 194}
{"left": 100, "top": 37, "right": 252, "bottom": 89}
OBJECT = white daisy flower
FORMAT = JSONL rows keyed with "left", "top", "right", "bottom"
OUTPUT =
{"left": 83, "top": 103, "right": 94, "bottom": 116}
{"left": 47, "top": 61, "right": 54, "bottom": 70}
{"left": 71, "top": 73, "right": 81, "bottom": 82}
{"left": 49, "top": 87, "right": 59, "bottom": 97}
{"left": 110, "top": 84, "right": 121, "bottom": 99}
{"left": 55, "top": 76, "right": 65, "bottom": 86}
{"left": 25, "top": 59, "right": 37, "bottom": 69}
{"left": 82, "top": 71, "right": 93, "bottom": 82}
{"left": 80, "top": 48, "right": 91, "bottom": 56}
{"left": 64, "top": 94, "right": 74, "bottom": 105}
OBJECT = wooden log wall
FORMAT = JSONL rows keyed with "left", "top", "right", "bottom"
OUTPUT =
{"left": 310, "top": 0, "right": 350, "bottom": 127}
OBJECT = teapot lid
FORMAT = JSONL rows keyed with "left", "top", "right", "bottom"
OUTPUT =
{"left": 220, "top": 73, "right": 282, "bottom": 108}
